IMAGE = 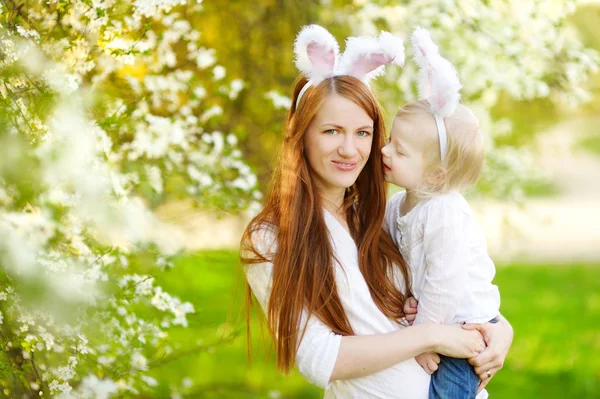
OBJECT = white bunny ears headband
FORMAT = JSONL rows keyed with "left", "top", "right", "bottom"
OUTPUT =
{"left": 293, "top": 25, "right": 461, "bottom": 162}
{"left": 293, "top": 25, "right": 405, "bottom": 108}
{"left": 410, "top": 27, "right": 462, "bottom": 161}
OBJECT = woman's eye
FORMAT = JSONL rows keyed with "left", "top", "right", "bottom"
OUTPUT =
{"left": 357, "top": 130, "right": 371, "bottom": 137}
{"left": 324, "top": 129, "right": 337, "bottom": 135}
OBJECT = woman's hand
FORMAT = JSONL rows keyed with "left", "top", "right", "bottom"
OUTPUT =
{"left": 403, "top": 296, "right": 418, "bottom": 326}
{"left": 432, "top": 324, "right": 485, "bottom": 359}
{"left": 463, "top": 315, "right": 514, "bottom": 393}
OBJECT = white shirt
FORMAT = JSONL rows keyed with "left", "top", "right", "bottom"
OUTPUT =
{"left": 385, "top": 191, "right": 501, "bottom": 325}
{"left": 245, "top": 209, "right": 430, "bottom": 399}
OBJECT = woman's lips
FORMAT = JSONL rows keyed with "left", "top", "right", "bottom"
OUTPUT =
{"left": 332, "top": 160, "right": 358, "bottom": 171}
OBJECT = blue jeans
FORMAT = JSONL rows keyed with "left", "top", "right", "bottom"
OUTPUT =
{"left": 429, "top": 355, "right": 479, "bottom": 399}
{"left": 429, "top": 318, "right": 498, "bottom": 398}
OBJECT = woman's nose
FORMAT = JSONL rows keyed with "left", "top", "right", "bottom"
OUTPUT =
{"left": 338, "top": 134, "right": 358, "bottom": 157}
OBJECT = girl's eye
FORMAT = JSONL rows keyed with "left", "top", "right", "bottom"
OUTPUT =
{"left": 324, "top": 129, "right": 337, "bottom": 135}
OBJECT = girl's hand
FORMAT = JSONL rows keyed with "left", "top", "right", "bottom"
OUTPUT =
{"left": 415, "top": 352, "right": 441, "bottom": 375}
{"left": 403, "top": 296, "right": 418, "bottom": 325}
{"left": 433, "top": 324, "right": 485, "bottom": 359}
{"left": 463, "top": 316, "right": 514, "bottom": 393}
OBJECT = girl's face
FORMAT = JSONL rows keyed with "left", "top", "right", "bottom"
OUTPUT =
{"left": 304, "top": 94, "right": 374, "bottom": 198}
{"left": 381, "top": 115, "right": 430, "bottom": 190}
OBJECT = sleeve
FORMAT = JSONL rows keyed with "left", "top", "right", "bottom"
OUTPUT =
{"left": 413, "top": 197, "right": 471, "bottom": 325}
{"left": 244, "top": 226, "right": 342, "bottom": 389}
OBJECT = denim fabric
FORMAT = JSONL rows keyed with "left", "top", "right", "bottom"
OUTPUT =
{"left": 429, "top": 318, "right": 497, "bottom": 399}
{"left": 429, "top": 355, "right": 479, "bottom": 399}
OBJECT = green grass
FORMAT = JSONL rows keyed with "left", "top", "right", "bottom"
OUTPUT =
{"left": 147, "top": 251, "right": 600, "bottom": 398}
{"left": 485, "top": 264, "right": 600, "bottom": 398}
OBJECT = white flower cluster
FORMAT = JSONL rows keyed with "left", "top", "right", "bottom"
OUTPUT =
{"left": 0, "top": 0, "right": 258, "bottom": 396}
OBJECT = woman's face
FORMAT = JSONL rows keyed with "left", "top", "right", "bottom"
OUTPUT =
{"left": 304, "top": 94, "right": 374, "bottom": 197}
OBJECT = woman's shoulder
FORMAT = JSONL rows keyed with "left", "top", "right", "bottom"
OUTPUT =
{"left": 243, "top": 222, "right": 278, "bottom": 292}
{"left": 251, "top": 221, "right": 278, "bottom": 248}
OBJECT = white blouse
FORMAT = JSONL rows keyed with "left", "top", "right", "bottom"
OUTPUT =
{"left": 384, "top": 191, "right": 500, "bottom": 326}
{"left": 245, "top": 209, "right": 430, "bottom": 399}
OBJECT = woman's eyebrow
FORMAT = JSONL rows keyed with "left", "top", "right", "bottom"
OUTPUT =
{"left": 320, "top": 123, "right": 373, "bottom": 130}
{"left": 320, "top": 123, "right": 344, "bottom": 129}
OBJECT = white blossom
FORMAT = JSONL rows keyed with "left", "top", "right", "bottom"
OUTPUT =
{"left": 141, "top": 375, "right": 159, "bottom": 387}
{"left": 42, "top": 69, "right": 81, "bottom": 95}
{"left": 133, "top": 0, "right": 187, "bottom": 18}
{"left": 194, "top": 47, "right": 216, "bottom": 69}
{"left": 16, "top": 25, "right": 40, "bottom": 41}
{"left": 212, "top": 65, "right": 226, "bottom": 80}
{"left": 145, "top": 165, "right": 164, "bottom": 194}
{"left": 265, "top": 90, "right": 292, "bottom": 109}
{"left": 71, "top": 375, "right": 118, "bottom": 399}
{"left": 130, "top": 350, "right": 148, "bottom": 370}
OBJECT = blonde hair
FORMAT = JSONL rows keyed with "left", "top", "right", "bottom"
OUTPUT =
{"left": 395, "top": 100, "right": 484, "bottom": 197}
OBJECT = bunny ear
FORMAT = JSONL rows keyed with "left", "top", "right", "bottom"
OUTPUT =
{"left": 411, "top": 26, "right": 461, "bottom": 117}
{"left": 338, "top": 32, "right": 405, "bottom": 84}
{"left": 294, "top": 25, "right": 339, "bottom": 84}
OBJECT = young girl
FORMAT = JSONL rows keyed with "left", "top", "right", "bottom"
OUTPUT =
{"left": 382, "top": 28, "right": 501, "bottom": 399}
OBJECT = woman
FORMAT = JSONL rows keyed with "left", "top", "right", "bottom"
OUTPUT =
{"left": 241, "top": 27, "right": 512, "bottom": 398}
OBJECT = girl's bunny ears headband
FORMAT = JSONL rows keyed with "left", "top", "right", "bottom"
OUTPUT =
{"left": 410, "top": 26, "right": 462, "bottom": 161}
{"left": 293, "top": 24, "right": 405, "bottom": 109}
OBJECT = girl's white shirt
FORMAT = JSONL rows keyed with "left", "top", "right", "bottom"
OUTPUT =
{"left": 384, "top": 190, "right": 500, "bottom": 326}
{"left": 245, "top": 209, "right": 431, "bottom": 399}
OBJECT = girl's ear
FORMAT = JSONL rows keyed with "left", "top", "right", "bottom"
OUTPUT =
{"left": 427, "top": 166, "right": 448, "bottom": 187}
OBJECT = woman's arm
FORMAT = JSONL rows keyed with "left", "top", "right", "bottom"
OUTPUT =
{"left": 464, "top": 314, "right": 514, "bottom": 393}
{"left": 246, "top": 257, "right": 484, "bottom": 387}
{"left": 330, "top": 322, "right": 485, "bottom": 382}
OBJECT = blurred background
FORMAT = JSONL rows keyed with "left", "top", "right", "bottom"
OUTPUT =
{"left": 0, "top": 0, "right": 599, "bottom": 398}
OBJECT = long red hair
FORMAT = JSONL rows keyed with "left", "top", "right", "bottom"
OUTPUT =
{"left": 240, "top": 75, "right": 411, "bottom": 373}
